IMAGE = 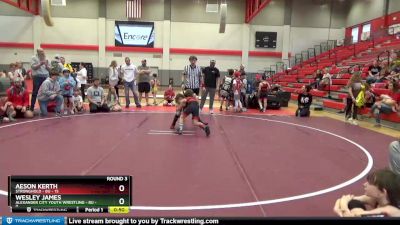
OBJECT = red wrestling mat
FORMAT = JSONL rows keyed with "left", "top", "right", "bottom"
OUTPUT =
{"left": 0, "top": 112, "right": 393, "bottom": 217}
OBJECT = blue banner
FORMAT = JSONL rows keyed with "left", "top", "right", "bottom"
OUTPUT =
{"left": 2, "top": 217, "right": 64, "bottom": 225}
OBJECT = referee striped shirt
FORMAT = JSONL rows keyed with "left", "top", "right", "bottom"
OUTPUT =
{"left": 183, "top": 65, "right": 202, "bottom": 89}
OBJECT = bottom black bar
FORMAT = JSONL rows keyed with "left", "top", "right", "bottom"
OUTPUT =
{"left": 66, "top": 217, "right": 400, "bottom": 225}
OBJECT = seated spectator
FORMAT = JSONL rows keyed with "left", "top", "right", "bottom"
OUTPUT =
{"left": 37, "top": 69, "right": 63, "bottom": 117}
{"left": 389, "top": 140, "right": 400, "bottom": 176}
{"left": 370, "top": 81, "right": 400, "bottom": 127}
{"left": 313, "top": 69, "right": 324, "bottom": 89}
{"left": 107, "top": 87, "right": 121, "bottom": 112}
{"left": 296, "top": 85, "right": 312, "bottom": 117}
{"left": 7, "top": 63, "right": 17, "bottom": 80}
{"left": 87, "top": 78, "right": 109, "bottom": 113}
{"left": 333, "top": 168, "right": 400, "bottom": 217}
{"left": 15, "top": 61, "right": 26, "bottom": 79}
{"left": 0, "top": 72, "right": 6, "bottom": 78}
{"left": 72, "top": 89, "right": 84, "bottom": 114}
{"left": 6, "top": 77, "right": 33, "bottom": 119}
{"left": 163, "top": 85, "right": 176, "bottom": 106}
{"left": 367, "top": 60, "right": 382, "bottom": 84}
{"left": 318, "top": 68, "right": 332, "bottom": 90}
{"left": 59, "top": 68, "right": 76, "bottom": 115}
{"left": 0, "top": 96, "right": 16, "bottom": 122}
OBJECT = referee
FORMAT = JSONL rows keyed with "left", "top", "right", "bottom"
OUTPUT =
{"left": 182, "top": 55, "right": 202, "bottom": 96}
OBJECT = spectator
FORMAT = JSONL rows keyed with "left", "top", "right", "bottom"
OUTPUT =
{"left": 239, "top": 64, "right": 246, "bottom": 75}
{"left": 318, "top": 68, "right": 332, "bottom": 90}
{"left": 6, "top": 77, "right": 33, "bottom": 119}
{"left": 108, "top": 60, "right": 120, "bottom": 98}
{"left": 30, "top": 48, "right": 50, "bottom": 111}
{"left": 345, "top": 72, "right": 363, "bottom": 125}
{"left": 87, "top": 78, "right": 109, "bottom": 113}
{"left": 232, "top": 71, "right": 243, "bottom": 112}
{"left": 163, "top": 84, "right": 176, "bottom": 106}
{"left": 0, "top": 96, "right": 16, "bottom": 122}
{"left": 182, "top": 55, "right": 202, "bottom": 96}
{"left": 150, "top": 73, "right": 160, "bottom": 105}
{"left": 219, "top": 69, "right": 234, "bottom": 111}
{"left": 121, "top": 57, "right": 141, "bottom": 108}
{"left": 137, "top": 59, "right": 152, "bottom": 106}
{"left": 367, "top": 60, "right": 382, "bottom": 84}
{"left": 257, "top": 74, "right": 270, "bottom": 113}
{"left": 200, "top": 59, "right": 220, "bottom": 114}
{"left": 296, "top": 85, "right": 313, "bottom": 117}
{"left": 333, "top": 168, "right": 400, "bottom": 217}
{"left": 0, "top": 72, "right": 6, "bottom": 78}
{"left": 37, "top": 68, "right": 63, "bottom": 117}
{"left": 76, "top": 63, "right": 87, "bottom": 101}
{"left": 59, "top": 56, "right": 73, "bottom": 73}
{"left": 59, "top": 68, "right": 76, "bottom": 115}
{"left": 240, "top": 73, "right": 247, "bottom": 111}
{"left": 313, "top": 69, "right": 324, "bottom": 89}
{"left": 7, "top": 63, "right": 17, "bottom": 80}
{"left": 72, "top": 89, "right": 84, "bottom": 114}
{"left": 370, "top": 81, "right": 400, "bottom": 127}
{"left": 389, "top": 140, "right": 400, "bottom": 176}
{"left": 15, "top": 61, "right": 26, "bottom": 78}
{"left": 107, "top": 87, "right": 122, "bottom": 112}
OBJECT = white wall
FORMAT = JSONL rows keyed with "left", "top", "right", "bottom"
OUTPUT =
{"left": 0, "top": 16, "right": 33, "bottom": 43}
{"left": 347, "top": 0, "right": 385, "bottom": 27}
{"left": 170, "top": 22, "right": 242, "bottom": 50}
{"left": 389, "top": 0, "right": 400, "bottom": 14}
{"left": 289, "top": 27, "right": 344, "bottom": 54}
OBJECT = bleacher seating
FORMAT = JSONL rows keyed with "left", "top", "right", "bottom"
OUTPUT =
{"left": 274, "top": 34, "right": 400, "bottom": 125}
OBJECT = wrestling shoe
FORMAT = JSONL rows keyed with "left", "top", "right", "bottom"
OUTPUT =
{"left": 176, "top": 128, "right": 183, "bottom": 135}
{"left": 204, "top": 126, "right": 210, "bottom": 137}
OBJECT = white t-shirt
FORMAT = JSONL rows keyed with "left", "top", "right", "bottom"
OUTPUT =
{"left": 72, "top": 95, "right": 83, "bottom": 105}
{"left": 121, "top": 64, "right": 138, "bottom": 83}
{"left": 77, "top": 67, "right": 87, "bottom": 85}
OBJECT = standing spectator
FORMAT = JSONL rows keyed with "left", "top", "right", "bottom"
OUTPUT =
{"left": 150, "top": 73, "right": 160, "bottom": 105}
{"left": 37, "top": 69, "right": 63, "bottom": 117}
{"left": 296, "top": 85, "right": 313, "bottom": 117}
{"left": 232, "top": 72, "right": 243, "bottom": 112}
{"left": 15, "top": 61, "right": 26, "bottom": 78}
{"left": 182, "top": 55, "right": 202, "bottom": 96}
{"left": 60, "top": 56, "right": 73, "bottom": 73}
{"left": 121, "top": 57, "right": 141, "bottom": 108}
{"left": 76, "top": 63, "right": 87, "bottom": 102}
{"left": 370, "top": 81, "right": 400, "bottom": 127}
{"left": 6, "top": 77, "right": 33, "bottom": 119}
{"left": 345, "top": 72, "right": 363, "bottom": 125}
{"left": 258, "top": 74, "right": 270, "bottom": 113}
{"left": 137, "top": 59, "right": 152, "bottom": 106}
{"left": 367, "top": 60, "right": 382, "bottom": 84}
{"left": 108, "top": 60, "right": 120, "bottom": 98}
{"left": 7, "top": 63, "right": 17, "bottom": 80}
{"left": 219, "top": 69, "right": 234, "bottom": 111}
{"left": 240, "top": 73, "right": 247, "bottom": 111}
{"left": 59, "top": 68, "right": 76, "bottom": 115}
{"left": 30, "top": 48, "right": 50, "bottom": 110}
{"left": 239, "top": 64, "right": 246, "bottom": 75}
{"left": 200, "top": 59, "right": 220, "bottom": 114}
{"left": 87, "top": 78, "right": 109, "bottom": 113}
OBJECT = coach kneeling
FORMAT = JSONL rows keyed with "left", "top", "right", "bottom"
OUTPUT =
{"left": 37, "top": 70, "right": 63, "bottom": 116}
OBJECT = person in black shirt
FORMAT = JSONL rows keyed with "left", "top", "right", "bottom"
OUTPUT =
{"left": 200, "top": 59, "right": 220, "bottom": 114}
{"left": 367, "top": 60, "right": 382, "bottom": 84}
{"left": 296, "top": 85, "right": 312, "bottom": 117}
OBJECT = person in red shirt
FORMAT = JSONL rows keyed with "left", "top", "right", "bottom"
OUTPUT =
{"left": 7, "top": 77, "right": 34, "bottom": 119}
{"left": 163, "top": 85, "right": 176, "bottom": 106}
